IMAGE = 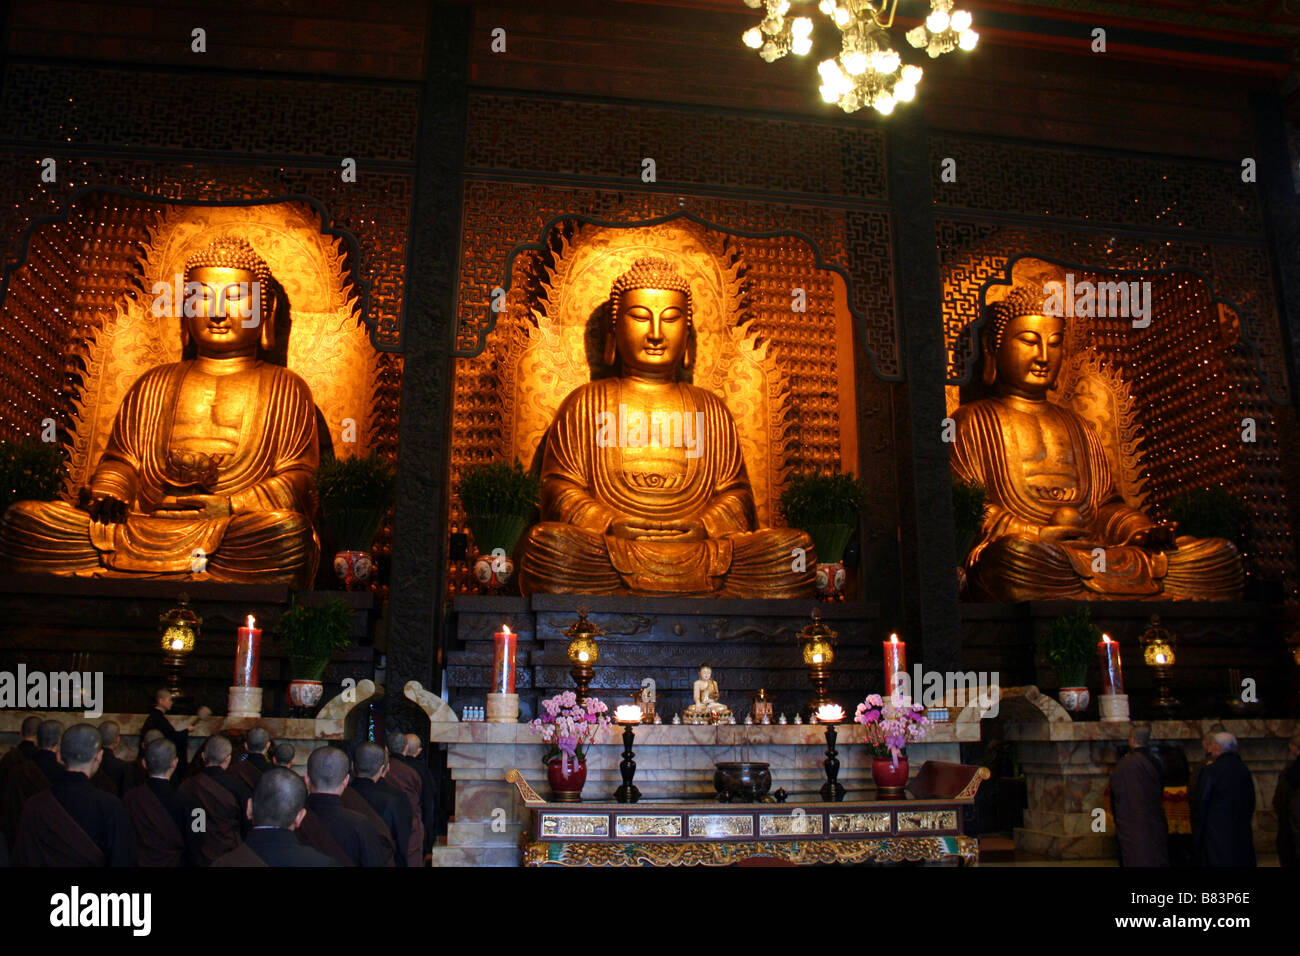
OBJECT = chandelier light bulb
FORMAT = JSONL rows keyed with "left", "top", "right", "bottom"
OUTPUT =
{"left": 743, "top": 27, "right": 763, "bottom": 49}
{"left": 926, "top": 10, "right": 950, "bottom": 33}
{"left": 958, "top": 28, "right": 979, "bottom": 50}
{"left": 819, "top": 83, "right": 839, "bottom": 103}
{"left": 879, "top": 49, "right": 900, "bottom": 73}
{"left": 901, "top": 64, "right": 923, "bottom": 84}
{"left": 792, "top": 16, "right": 813, "bottom": 38}
{"left": 906, "top": 24, "right": 928, "bottom": 48}
{"left": 950, "top": 9, "right": 972, "bottom": 32}
{"left": 843, "top": 51, "right": 868, "bottom": 75}
{"left": 875, "top": 93, "right": 896, "bottom": 115}
{"left": 895, "top": 81, "right": 917, "bottom": 102}
{"left": 793, "top": 34, "right": 813, "bottom": 55}
{"left": 775, "top": 0, "right": 791, "bottom": 15}
{"left": 818, "top": 0, "right": 835, "bottom": 13}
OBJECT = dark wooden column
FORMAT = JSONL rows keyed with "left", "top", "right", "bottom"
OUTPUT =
{"left": 886, "top": 116, "right": 961, "bottom": 674}
{"left": 386, "top": 5, "right": 470, "bottom": 699}
{"left": 1251, "top": 93, "right": 1300, "bottom": 406}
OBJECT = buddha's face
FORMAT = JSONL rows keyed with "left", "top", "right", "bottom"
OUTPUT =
{"left": 183, "top": 266, "right": 264, "bottom": 356}
{"left": 700, "top": 666, "right": 712, "bottom": 680}
{"left": 614, "top": 287, "right": 689, "bottom": 379}
{"left": 993, "top": 313, "right": 1064, "bottom": 398}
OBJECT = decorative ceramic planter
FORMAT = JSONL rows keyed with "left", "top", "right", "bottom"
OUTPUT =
{"left": 333, "top": 550, "right": 374, "bottom": 590}
{"left": 871, "top": 755, "right": 909, "bottom": 797}
{"left": 288, "top": 679, "right": 324, "bottom": 712}
{"left": 546, "top": 754, "right": 588, "bottom": 802}
{"left": 1058, "top": 686, "right": 1091, "bottom": 713}
{"left": 473, "top": 552, "right": 515, "bottom": 593}
{"left": 814, "top": 562, "right": 846, "bottom": 601}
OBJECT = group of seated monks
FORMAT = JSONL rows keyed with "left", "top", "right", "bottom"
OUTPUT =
{"left": 0, "top": 691, "right": 438, "bottom": 867}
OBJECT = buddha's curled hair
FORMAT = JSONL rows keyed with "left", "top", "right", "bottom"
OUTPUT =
{"left": 984, "top": 285, "right": 1050, "bottom": 352}
{"left": 609, "top": 256, "right": 693, "bottom": 326}
{"left": 184, "top": 236, "right": 273, "bottom": 289}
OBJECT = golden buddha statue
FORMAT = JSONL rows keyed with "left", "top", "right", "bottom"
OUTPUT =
{"left": 951, "top": 287, "right": 1243, "bottom": 602}
{"left": 518, "top": 256, "right": 814, "bottom": 597}
{"left": 0, "top": 237, "right": 319, "bottom": 587}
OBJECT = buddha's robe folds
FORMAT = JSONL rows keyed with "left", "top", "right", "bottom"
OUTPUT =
{"left": 519, "top": 379, "right": 813, "bottom": 597}
{"left": 951, "top": 396, "right": 1243, "bottom": 601}
{"left": 0, "top": 361, "right": 319, "bottom": 587}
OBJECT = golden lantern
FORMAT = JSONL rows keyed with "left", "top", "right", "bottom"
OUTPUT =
{"left": 797, "top": 611, "right": 838, "bottom": 718}
{"left": 1139, "top": 614, "right": 1179, "bottom": 714}
{"left": 564, "top": 607, "right": 603, "bottom": 700}
{"left": 159, "top": 593, "right": 201, "bottom": 704}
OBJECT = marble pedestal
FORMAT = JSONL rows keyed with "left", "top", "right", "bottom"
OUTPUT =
{"left": 1006, "top": 717, "right": 1300, "bottom": 860}
{"left": 428, "top": 720, "right": 979, "bottom": 867}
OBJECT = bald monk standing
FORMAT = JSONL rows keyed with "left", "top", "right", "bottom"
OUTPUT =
{"left": 14, "top": 723, "right": 135, "bottom": 866}
{"left": 1, "top": 719, "right": 62, "bottom": 850}
{"left": 212, "top": 768, "right": 339, "bottom": 867}
{"left": 349, "top": 743, "right": 410, "bottom": 868}
{"left": 124, "top": 738, "right": 203, "bottom": 866}
{"left": 385, "top": 731, "right": 425, "bottom": 866}
{"left": 92, "top": 721, "right": 131, "bottom": 797}
{"left": 298, "top": 746, "right": 392, "bottom": 867}
{"left": 142, "top": 690, "right": 200, "bottom": 781}
{"left": 232, "top": 726, "right": 272, "bottom": 790}
{"left": 179, "top": 734, "right": 252, "bottom": 864}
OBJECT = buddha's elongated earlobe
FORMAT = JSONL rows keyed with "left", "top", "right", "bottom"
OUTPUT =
{"left": 602, "top": 314, "right": 617, "bottom": 366}
{"left": 681, "top": 323, "right": 694, "bottom": 370}
{"left": 180, "top": 325, "right": 191, "bottom": 350}
{"left": 981, "top": 348, "right": 997, "bottom": 386}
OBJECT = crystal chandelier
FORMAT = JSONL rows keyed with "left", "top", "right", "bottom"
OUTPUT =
{"left": 741, "top": 0, "right": 978, "bottom": 115}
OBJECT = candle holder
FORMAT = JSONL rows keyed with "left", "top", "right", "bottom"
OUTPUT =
{"left": 818, "top": 712, "right": 846, "bottom": 803}
{"left": 159, "top": 593, "right": 200, "bottom": 710}
{"left": 613, "top": 705, "right": 642, "bottom": 803}
{"left": 564, "top": 608, "right": 602, "bottom": 700}
{"left": 1140, "top": 615, "right": 1179, "bottom": 715}
{"left": 798, "top": 612, "right": 838, "bottom": 720}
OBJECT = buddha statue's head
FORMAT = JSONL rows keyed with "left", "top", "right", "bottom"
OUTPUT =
{"left": 180, "top": 236, "right": 279, "bottom": 357}
{"left": 605, "top": 256, "right": 694, "bottom": 380}
{"left": 981, "top": 287, "right": 1065, "bottom": 400}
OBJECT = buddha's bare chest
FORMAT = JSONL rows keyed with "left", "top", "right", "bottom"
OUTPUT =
{"left": 1002, "top": 406, "right": 1083, "bottom": 495}
{"left": 168, "top": 372, "right": 256, "bottom": 453}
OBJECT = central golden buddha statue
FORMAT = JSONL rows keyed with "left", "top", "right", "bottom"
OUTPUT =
{"left": 518, "top": 257, "right": 813, "bottom": 597}
{"left": 951, "top": 287, "right": 1243, "bottom": 601}
{"left": 0, "top": 237, "right": 319, "bottom": 587}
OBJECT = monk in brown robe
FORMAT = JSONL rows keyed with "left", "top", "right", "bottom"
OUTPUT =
{"left": 1, "top": 719, "right": 61, "bottom": 850}
{"left": 124, "top": 737, "right": 203, "bottom": 866}
{"left": 0, "top": 236, "right": 319, "bottom": 587}
{"left": 384, "top": 732, "right": 425, "bottom": 866}
{"left": 298, "top": 746, "right": 392, "bottom": 867}
{"left": 14, "top": 723, "right": 135, "bottom": 866}
{"left": 91, "top": 721, "right": 130, "bottom": 797}
{"left": 211, "top": 768, "right": 339, "bottom": 867}
{"left": 951, "top": 287, "right": 1243, "bottom": 601}
{"left": 0, "top": 715, "right": 40, "bottom": 793}
{"left": 1109, "top": 727, "right": 1169, "bottom": 867}
{"left": 178, "top": 734, "right": 251, "bottom": 865}
{"left": 231, "top": 725, "right": 272, "bottom": 791}
{"left": 519, "top": 257, "right": 814, "bottom": 598}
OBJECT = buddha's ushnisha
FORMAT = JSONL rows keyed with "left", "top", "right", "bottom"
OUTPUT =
{"left": 519, "top": 256, "right": 814, "bottom": 597}
{"left": 950, "top": 287, "right": 1242, "bottom": 601}
{"left": 0, "top": 236, "right": 319, "bottom": 586}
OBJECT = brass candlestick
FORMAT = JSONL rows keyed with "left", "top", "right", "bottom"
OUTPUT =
{"left": 159, "top": 593, "right": 201, "bottom": 709}
{"left": 564, "top": 607, "right": 602, "bottom": 700}
{"left": 798, "top": 612, "right": 838, "bottom": 719}
{"left": 1140, "top": 614, "right": 1179, "bottom": 715}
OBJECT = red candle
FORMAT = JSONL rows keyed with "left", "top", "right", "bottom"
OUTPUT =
{"left": 235, "top": 614, "right": 261, "bottom": 687}
{"left": 883, "top": 633, "right": 907, "bottom": 698}
{"left": 492, "top": 624, "right": 516, "bottom": 695}
{"left": 1098, "top": 633, "right": 1124, "bottom": 696}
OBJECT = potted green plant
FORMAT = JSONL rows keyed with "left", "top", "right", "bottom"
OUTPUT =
{"left": 952, "top": 478, "right": 986, "bottom": 595}
{"left": 1166, "top": 486, "right": 1248, "bottom": 545}
{"left": 456, "top": 460, "right": 540, "bottom": 592}
{"left": 275, "top": 598, "right": 354, "bottom": 714}
{"left": 0, "top": 438, "right": 66, "bottom": 513}
{"left": 314, "top": 453, "right": 395, "bottom": 589}
{"left": 778, "top": 471, "right": 867, "bottom": 600}
{"left": 1043, "top": 607, "right": 1099, "bottom": 714}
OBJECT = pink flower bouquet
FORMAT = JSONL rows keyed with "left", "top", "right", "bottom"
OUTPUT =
{"left": 527, "top": 691, "right": 611, "bottom": 763}
{"left": 854, "top": 693, "right": 931, "bottom": 767}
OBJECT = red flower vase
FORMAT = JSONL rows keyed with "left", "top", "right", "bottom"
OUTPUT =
{"left": 871, "top": 755, "right": 909, "bottom": 798}
{"left": 546, "top": 754, "right": 587, "bottom": 802}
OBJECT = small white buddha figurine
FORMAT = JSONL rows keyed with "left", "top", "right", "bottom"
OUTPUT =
{"left": 683, "top": 665, "right": 731, "bottom": 723}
